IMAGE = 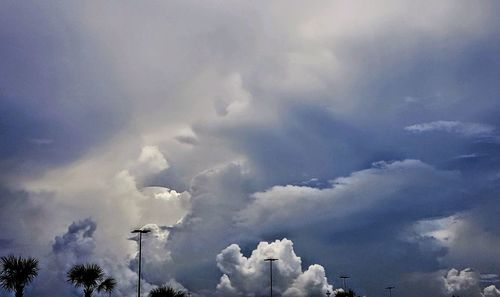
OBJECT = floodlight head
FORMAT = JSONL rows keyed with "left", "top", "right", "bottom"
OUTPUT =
{"left": 264, "top": 258, "right": 279, "bottom": 262}
{"left": 385, "top": 286, "right": 395, "bottom": 290}
{"left": 340, "top": 275, "right": 350, "bottom": 279}
{"left": 131, "top": 229, "right": 151, "bottom": 233}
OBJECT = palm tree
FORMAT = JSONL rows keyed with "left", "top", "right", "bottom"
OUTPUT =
{"left": 67, "top": 263, "right": 116, "bottom": 297}
{"left": 148, "top": 285, "right": 187, "bottom": 297}
{"left": 0, "top": 255, "right": 39, "bottom": 297}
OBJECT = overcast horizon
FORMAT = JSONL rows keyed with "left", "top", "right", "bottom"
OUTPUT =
{"left": 1, "top": 1, "right": 500, "bottom": 297}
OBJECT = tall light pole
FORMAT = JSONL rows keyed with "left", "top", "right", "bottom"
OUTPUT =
{"left": 339, "top": 275, "right": 350, "bottom": 291}
{"left": 385, "top": 286, "right": 395, "bottom": 297}
{"left": 264, "top": 258, "right": 278, "bottom": 297}
{"left": 132, "top": 229, "right": 151, "bottom": 297}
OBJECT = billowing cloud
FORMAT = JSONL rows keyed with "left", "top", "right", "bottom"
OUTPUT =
{"left": 132, "top": 146, "right": 170, "bottom": 177}
{"left": 35, "top": 218, "right": 141, "bottom": 297}
{"left": 443, "top": 268, "right": 479, "bottom": 296}
{"left": 403, "top": 268, "right": 500, "bottom": 297}
{"left": 483, "top": 285, "right": 500, "bottom": 297}
{"left": 216, "top": 239, "right": 333, "bottom": 297}
{"left": 440, "top": 268, "right": 500, "bottom": 297}
{"left": 238, "top": 159, "right": 465, "bottom": 233}
{"left": 1, "top": 1, "right": 500, "bottom": 297}
{"left": 129, "top": 223, "right": 172, "bottom": 285}
{"left": 52, "top": 217, "right": 97, "bottom": 260}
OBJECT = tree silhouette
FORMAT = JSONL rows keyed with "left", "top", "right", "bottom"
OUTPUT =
{"left": 148, "top": 285, "right": 187, "bottom": 297}
{"left": 0, "top": 255, "right": 39, "bottom": 297}
{"left": 335, "top": 289, "right": 356, "bottom": 297}
{"left": 67, "top": 263, "right": 116, "bottom": 297}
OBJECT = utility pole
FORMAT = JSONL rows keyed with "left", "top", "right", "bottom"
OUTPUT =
{"left": 132, "top": 229, "right": 151, "bottom": 297}
{"left": 264, "top": 258, "right": 278, "bottom": 297}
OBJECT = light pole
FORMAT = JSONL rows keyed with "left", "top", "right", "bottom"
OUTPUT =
{"left": 132, "top": 229, "right": 151, "bottom": 297}
{"left": 264, "top": 258, "right": 278, "bottom": 297}
{"left": 339, "top": 275, "right": 350, "bottom": 291}
{"left": 385, "top": 286, "right": 395, "bottom": 297}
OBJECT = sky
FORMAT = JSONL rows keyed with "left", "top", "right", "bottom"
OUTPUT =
{"left": 1, "top": 1, "right": 500, "bottom": 297}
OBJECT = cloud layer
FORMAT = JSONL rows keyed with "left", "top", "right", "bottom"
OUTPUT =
{"left": 1, "top": 1, "right": 500, "bottom": 297}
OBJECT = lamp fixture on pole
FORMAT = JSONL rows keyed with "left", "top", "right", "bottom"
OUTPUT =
{"left": 385, "top": 286, "right": 395, "bottom": 297}
{"left": 339, "top": 275, "right": 350, "bottom": 291}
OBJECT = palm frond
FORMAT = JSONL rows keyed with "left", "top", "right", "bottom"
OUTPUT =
{"left": 67, "top": 263, "right": 104, "bottom": 289}
{"left": 149, "top": 285, "right": 187, "bottom": 297}
{"left": 98, "top": 277, "right": 117, "bottom": 293}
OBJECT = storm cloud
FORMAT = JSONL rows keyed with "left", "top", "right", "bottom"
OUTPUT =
{"left": 1, "top": 1, "right": 500, "bottom": 297}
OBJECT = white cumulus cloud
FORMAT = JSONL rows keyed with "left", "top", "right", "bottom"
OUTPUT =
{"left": 484, "top": 285, "right": 500, "bottom": 297}
{"left": 132, "top": 145, "right": 169, "bottom": 177}
{"left": 441, "top": 268, "right": 500, "bottom": 297}
{"left": 216, "top": 238, "right": 333, "bottom": 297}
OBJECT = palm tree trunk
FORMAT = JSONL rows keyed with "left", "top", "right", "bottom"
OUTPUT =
{"left": 15, "top": 285, "right": 24, "bottom": 297}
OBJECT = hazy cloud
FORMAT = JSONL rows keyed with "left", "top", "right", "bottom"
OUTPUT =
{"left": 405, "top": 121, "right": 495, "bottom": 138}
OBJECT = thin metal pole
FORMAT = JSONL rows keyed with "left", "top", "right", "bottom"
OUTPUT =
{"left": 265, "top": 258, "right": 278, "bottom": 297}
{"left": 138, "top": 232, "right": 142, "bottom": 297}
{"left": 132, "top": 229, "right": 150, "bottom": 297}
{"left": 270, "top": 260, "right": 273, "bottom": 297}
